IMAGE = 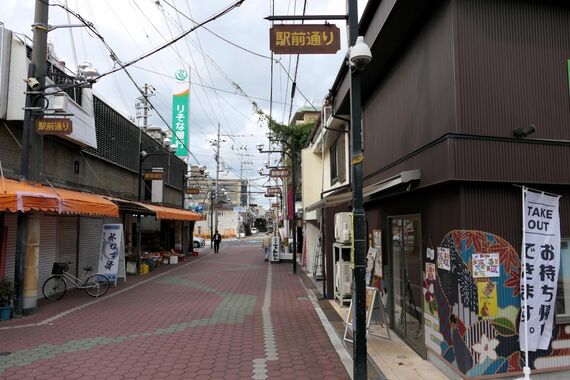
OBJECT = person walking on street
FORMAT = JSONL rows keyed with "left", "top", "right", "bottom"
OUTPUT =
{"left": 262, "top": 233, "right": 272, "bottom": 262}
{"left": 212, "top": 230, "right": 222, "bottom": 253}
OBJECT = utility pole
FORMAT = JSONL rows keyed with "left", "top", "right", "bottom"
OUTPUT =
{"left": 14, "top": 0, "right": 49, "bottom": 316}
{"left": 214, "top": 123, "right": 221, "bottom": 233}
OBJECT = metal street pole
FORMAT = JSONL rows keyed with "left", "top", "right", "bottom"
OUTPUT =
{"left": 14, "top": 0, "right": 49, "bottom": 317}
{"left": 136, "top": 142, "right": 143, "bottom": 274}
{"left": 347, "top": 0, "right": 367, "bottom": 378}
{"left": 291, "top": 145, "right": 297, "bottom": 274}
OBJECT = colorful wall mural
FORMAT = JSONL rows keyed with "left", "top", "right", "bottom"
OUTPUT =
{"left": 423, "top": 230, "right": 570, "bottom": 378}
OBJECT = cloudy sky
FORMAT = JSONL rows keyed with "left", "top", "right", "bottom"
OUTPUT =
{"left": 2, "top": 0, "right": 366, "bottom": 206}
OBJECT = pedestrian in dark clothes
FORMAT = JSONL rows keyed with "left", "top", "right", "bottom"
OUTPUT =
{"left": 212, "top": 230, "right": 222, "bottom": 253}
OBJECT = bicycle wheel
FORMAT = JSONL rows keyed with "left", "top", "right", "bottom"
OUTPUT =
{"left": 84, "top": 274, "right": 110, "bottom": 297}
{"left": 42, "top": 276, "right": 67, "bottom": 300}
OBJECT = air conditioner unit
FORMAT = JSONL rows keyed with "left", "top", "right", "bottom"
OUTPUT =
{"left": 335, "top": 261, "right": 352, "bottom": 296}
{"left": 334, "top": 212, "right": 352, "bottom": 243}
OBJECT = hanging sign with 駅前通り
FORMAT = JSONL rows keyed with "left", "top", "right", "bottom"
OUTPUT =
{"left": 519, "top": 188, "right": 561, "bottom": 352}
{"left": 270, "top": 24, "right": 340, "bottom": 54}
{"left": 269, "top": 168, "right": 290, "bottom": 178}
{"left": 36, "top": 118, "right": 73, "bottom": 135}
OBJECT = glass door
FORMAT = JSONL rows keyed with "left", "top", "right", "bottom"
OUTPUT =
{"left": 390, "top": 216, "right": 425, "bottom": 357}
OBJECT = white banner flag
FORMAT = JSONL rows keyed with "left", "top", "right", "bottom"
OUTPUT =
{"left": 520, "top": 188, "right": 561, "bottom": 351}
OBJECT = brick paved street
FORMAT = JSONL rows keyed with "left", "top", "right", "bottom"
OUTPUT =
{"left": 0, "top": 241, "right": 350, "bottom": 380}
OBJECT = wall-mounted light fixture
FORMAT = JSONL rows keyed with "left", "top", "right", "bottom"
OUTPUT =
{"left": 513, "top": 123, "right": 536, "bottom": 138}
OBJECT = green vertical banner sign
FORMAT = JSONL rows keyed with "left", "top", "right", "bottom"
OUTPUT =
{"left": 172, "top": 68, "right": 189, "bottom": 157}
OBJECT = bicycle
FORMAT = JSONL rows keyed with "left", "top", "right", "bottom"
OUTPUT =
{"left": 42, "top": 262, "right": 110, "bottom": 300}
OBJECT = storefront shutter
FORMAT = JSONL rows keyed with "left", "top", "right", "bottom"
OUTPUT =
{"left": 57, "top": 216, "right": 78, "bottom": 277}
{"left": 37, "top": 216, "right": 58, "bottom": 298}
{"left": 78, "top": 217, "right": 104, "bottom": 282}
{"left": 2, "top": 214, "right": 17, "bottom": 280}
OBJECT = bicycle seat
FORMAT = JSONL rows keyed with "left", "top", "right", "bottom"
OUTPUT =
{"left": 82, "top": 266, "right": 93, "bottom": 272}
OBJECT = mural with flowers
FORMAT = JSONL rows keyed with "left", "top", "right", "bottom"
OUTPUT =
{"left": 423, "top": 230, "right": 569, "bottom": 378}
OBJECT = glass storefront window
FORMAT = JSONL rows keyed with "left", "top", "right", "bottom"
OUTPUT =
{"left": 556, "top": 239, "right": 570, "bottom": 319}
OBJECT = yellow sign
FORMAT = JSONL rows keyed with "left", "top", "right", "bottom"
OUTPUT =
{"left": 477, "top": 281, "right": 498, "bottom": 317}
{"left": 270, "top": 24, "right": 340, "bottom": 54}
{"left": 36, "top": 118, "right": 73, "bottom": 135}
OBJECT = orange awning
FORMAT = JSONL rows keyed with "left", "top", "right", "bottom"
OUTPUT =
{"left": 138, "top": 203, "right": 202, "bottom": 221}
{"left": 0, "top": 178, "right": 119, "bottom": 218}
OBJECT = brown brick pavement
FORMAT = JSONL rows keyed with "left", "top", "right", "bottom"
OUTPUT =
{"left": 0, "top": 244, "right": 350, "bottom": 379}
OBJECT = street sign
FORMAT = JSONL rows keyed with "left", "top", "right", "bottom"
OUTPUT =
{"left": 35, "top": 118, "right": 72, "bottom": 135}
{"left": 144, "top": 171, "right": 163, "bottom": 180}
{"left": 272, "top": 203, "right": 280, "bottom": 208}
{"left": 266, "top": 187, "right": 282, "bottom": 195}
{"left": 270, "top": 168, "right": 290, "bottom": 178}
{"left": 270, "top": 24, "right": 340, "bottom": 54}
{"left": 186, "top": 187, "right": 200, "bottom": 195}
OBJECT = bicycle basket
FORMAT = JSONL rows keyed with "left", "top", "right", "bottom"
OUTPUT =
{"left": 51, "top": 262, "right": 69, "bottom": 275}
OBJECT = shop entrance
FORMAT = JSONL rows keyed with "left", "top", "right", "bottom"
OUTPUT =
{"left": 390, "top": 215, "right": 425, "bottom": 357}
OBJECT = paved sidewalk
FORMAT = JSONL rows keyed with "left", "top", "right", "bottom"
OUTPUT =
{"left": 0, "top": 244, "right": 350, "bottom": 380}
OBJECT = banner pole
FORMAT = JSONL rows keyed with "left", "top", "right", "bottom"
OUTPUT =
{"left": 517, "top": 187, "right": 531, "bottom": 380}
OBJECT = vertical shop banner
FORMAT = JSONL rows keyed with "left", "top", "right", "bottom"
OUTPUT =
{"left": 271, "top": 236, "right": 280, "bottom": 262}
{"left": 98, "top": 224, "right": 126, "bottom": 284}
{"left": 172, "top": 68, "right": 189, "bottom": 157}
{"left": 520, "top": 188, "right": 561, "bottom": 351}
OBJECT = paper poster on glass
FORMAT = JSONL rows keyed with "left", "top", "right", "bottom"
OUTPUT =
{"left": 366, "top": 247, "right": 378, "bottom": 285}
{"left": 472, "top": 252, "right": 500, "bottom": 278}
{"left": 426, "top": 247, "right": 435, "bottom": 260}
{"left": 437, "top": 247, "right": 450, "bottom": 271}
{"left": 477, "top": 281, "right": 498, "bottom": 317}
{"left": 426, "top": 262, "right": 436, "bottom": 281}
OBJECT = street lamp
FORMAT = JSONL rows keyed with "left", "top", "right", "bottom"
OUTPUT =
{"left": 257, "top": 141, "right": 298, "bottom": 274}
{"left": 347, "top": 0, "right": 373, "bottom": 378}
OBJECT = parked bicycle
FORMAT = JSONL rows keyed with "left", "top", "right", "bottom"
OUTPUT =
{"left": 42, "top": 262, "right": 110, "bottom": 300}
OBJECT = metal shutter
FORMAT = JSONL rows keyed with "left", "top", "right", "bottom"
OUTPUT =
{"left": 57, "top": 216, "right": 79, "bottom": 277}
{"left": 37, "top": 216, "right": 58, "bottom": 298}
{"left": 3, "top": 214, "right": 17, "bottom": 280}
{"left": 79, "top": 217, "right": 103, "bottom": 282}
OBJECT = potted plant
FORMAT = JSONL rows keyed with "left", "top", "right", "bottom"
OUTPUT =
{"left": 0, "top": 279, "right": 15, "bottom": 321}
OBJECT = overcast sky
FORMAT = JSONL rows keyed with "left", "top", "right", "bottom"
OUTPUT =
{"left": 2, "top": 0, "right": 366, "bottom": 207}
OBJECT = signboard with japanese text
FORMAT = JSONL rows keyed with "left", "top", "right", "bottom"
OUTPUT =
{"left": 98, "top": 224, "right": 126, "bottom": 285}
{"left": 437, "top": 247, "right": 451, "bottom": 271}
{"left": 271, "top": 236, "right": 280, "bottom": 262}
{"left": 472, "top": 252, "right": 500, "bottom": 278}
{"left": 144, "top": 171, "right": 164, "bottom": 180}
{"left": 269, "top": 168, "right": 290, "bottom": 178}
{"left": 519, "top": 188, "right": 561, "bottom": 351}
{"left": 477, "top": 281, "right": 498, "bottom": 317}
{"left": 36, "top": 118, "right": 72, "bottom": 135}
{"left": 171, "top": 68, "right": 189, "bottom": 157}
{"left": 185, "top": 187, "right": 200, "bottom": 195}
{"left": 266, "top": 187, "right": 282, "bottom": 195}
{"left": 270, "top": 24, "right": 340, "bottom": 54}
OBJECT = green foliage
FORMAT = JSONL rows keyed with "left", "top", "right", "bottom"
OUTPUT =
{"left": 268, "top": 119, "right": 314, "bottom": 149}
{"left": 0, "top": 279, "right": 15, "bottom": 306}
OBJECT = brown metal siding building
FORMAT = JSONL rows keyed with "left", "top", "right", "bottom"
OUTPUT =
{"left": 325, "top": 0, "right": 570, "bottom": 378}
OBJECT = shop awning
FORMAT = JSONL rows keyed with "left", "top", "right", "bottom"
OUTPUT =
{"left": 108, "top": 198, "right": 155, "bottom": 215}
{"left": 138, "top": 203, "right": 202, "bottom": 221}
{"left": 0, "top": 178, "right": 119, "bottom": 218}
{"left": 304, "top": 170, "right": 421, "bottom": 212}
